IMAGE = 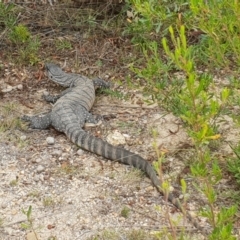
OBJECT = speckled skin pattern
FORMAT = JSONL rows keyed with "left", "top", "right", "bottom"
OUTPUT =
{"left": 22, "top": 63, "right": 203, "bottom": 232}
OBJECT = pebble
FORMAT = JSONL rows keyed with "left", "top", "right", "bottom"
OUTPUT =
{"left": 61, "top": 152, "right": 69, "bottom": 159}
{"left": 26, "top": 231, "right": 39, "bottom": 240}
{"left": 106, "top": 130, "right": 126, "bottom": 145}
{"left": 17, "top": 84, "right": 23, "bottom": 90}
{"left": 179, "top": 194, "right": 184, "bottom": 200}
{"left": 2, "top": 85, "right": 12, "bottom": 92}
{"left": 8, "top": 173, "right": 17, "bottom": 183}
{"left": 20, "top": 135, "right": 27, "bottom": 141}
{"left": 1, "top": 202, "right": 8, "bottom": 209}
{"left": 33, "top": 175, "right": 39, "bottom": 182}
{"left": 39, "top": 174, "right": 44, "bottom": 181}
{"left": 35, "top": 158, "right": 41, "bottom": 163}
{"left": 77, "top": 149, "right": 84, "bottom": 155}
{"left": 46, "top": 137, "right": 55, "bottom": 145}
{"left": 145, "top": 186, "right": 154, "bottom": 192}
{"left": 4, "top": 227, "right": 13, "bottom": 235}
{"left": 43, "top": 91, "right": 49, "bottom": 96}
{"left": 52, "top": 149, "right": 62, "bottom": 156}
{"left": 36, "top": 165, "right": 44, "bottom": 173}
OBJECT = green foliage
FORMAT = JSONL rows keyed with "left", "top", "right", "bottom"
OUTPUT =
{"left": 0, "top": 4, "right": 40, "bottom": 65}
{"left": 0, "top": 3, "right": 16, "bottom": 29}
{"left": 125, "top": 0, "right": 190, "bottom": 43}
{"left": 130, "top": 41, "right": 172, "bottom": 85}
{"left": 101, "top": 88, "right": 126, "bottom": 99}
{"left": 162, "top": 25, "right": 227, "bottom": 144}
{"left": 126, "top": 0, "right": 240, "bottom": 68}
{"left": 120, "top": 206, "right": 130, "bottom": 218}
{"left": 43, "top": 196, "right": 56, "bottom": 207}
{"left": 162, "top": 25, "right": 235, "bottom": 239}
{"left": 8, "top": 24, "right": 40, "bottom": 65}
{"left": 9, "top": 179, "right": 18, "bottom": 187}
{"left": 129, "top": 12, "right": 236, "bottom": 235}
{"left": 9, "top": 24, "right": 30, "bottom": 44}
{"left": 228, "top": 144, "right": 240, "bottom": 185}
{"left": 18, "top": 37, "right": 40, "bottom": 65}
{"left": 21, "top": 205, "right": 33, "bottom": 230}
{"left": 0, "top": 103, "right": 26, "bottom": 132}
{"left": 190, "top": 0, "right": 240, "bottom": 67}
{"left": 21, "top": 205, "right": 39, "bottom": 240}
{"left": 20, "top": 206, "right": 41, "bottom": 239}
{"left": 152, "top": 129, "right": 188, "bottom": 239}
{"left": 87, "top": 229, "right": 157, "bottom": 240}
{"left": 55, "top": 39, "right": 72, "bottom": 51}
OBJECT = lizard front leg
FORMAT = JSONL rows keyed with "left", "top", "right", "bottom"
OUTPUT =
{"left": 22, "top": 112, "right": 52, "bottom": 129}
{"left": 93, "top": 78, "right": 110, "bottom": 89}
{"left": 43, "top": 88, "right": 72, "bottom": 104}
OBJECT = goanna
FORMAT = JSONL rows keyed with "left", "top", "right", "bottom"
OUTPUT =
{"left": 23, "top": 63, "right": 203, "bottom": 232}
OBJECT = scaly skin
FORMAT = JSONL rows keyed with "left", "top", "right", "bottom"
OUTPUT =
{"left": 22, "top": 63, "right": 204, "bottom": 233}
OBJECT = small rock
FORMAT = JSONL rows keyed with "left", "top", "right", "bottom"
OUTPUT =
{"left": 33, "top": 175, "right": 39, "bottom": 182}
{"left": 8, "top": 173, "right": 17, "bottom": 183}
{"left": 20, "top": 135, "right": 26, "bottom": 141}
{"left": 52, "top": 149, "right": 62, "bottom": 156}
{"left": 62, "top": 152, "right": 69, "bottom": 159}
{"left": 122, "top": 133, "right": 130, "bottom": 138}
{"left": 77, "top": 149, "right": 84, "bottom": 156}
{"left": 43, "top": 91, "right": 49, "bottom": 96}
{"left": 1, "top": 202, "right": 8, "bottom": 208}
{"left": 39, "top": 174, "right": 44, "bottom": 181}
{"left": 106, "top": 130, "right": 126, "bottom": 146}
{"left": 4, "top": 227, "right": 13, "bottom": 235}
{"left": 43, "top": 174, "right": 50, "bottom": 180}
{"left": 2, "top": 85, "right": 13, "bottom": 93}
{"left": 17, "top": 84, "right": 23, "bottom": 90}
{"left": 36, "top": 165, "right": 44, "bottom": 173}
{"left": 35, "top": 158, "right": 41, "bottom": 163}
{"left": 26, "top": 231, "right": 39, "bottom": 240}
{"left": 145, "top": 186, "right": 154, "bottom": 192}
{"left": 179, "top": 194, "right": 184, "bottom": 200}
{"left": 46, "top": 137, "right": 55, "bottom": 145}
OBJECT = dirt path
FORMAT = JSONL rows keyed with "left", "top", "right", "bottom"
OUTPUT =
{"left": 0, "top": 72, "right": 209, "bottom": 239}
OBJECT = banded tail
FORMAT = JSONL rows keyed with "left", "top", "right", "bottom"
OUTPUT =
{"left": 65, "top": 122, "right": 202, "bottom": 231}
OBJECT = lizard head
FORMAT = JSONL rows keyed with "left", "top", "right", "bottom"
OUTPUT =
{"left": 45, "top": 63, "right": 63, "bottom": 80}
{"left": 45, "top": 63, "right": 75, "bottom": 87}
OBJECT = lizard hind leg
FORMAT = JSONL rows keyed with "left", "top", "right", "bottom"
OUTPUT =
{"left": 93, "top": 78, "right": 110, "bottom": 89}
{"left": 22, "top": 112, "right": 52, "bottom": 129}
{"left": 83, "top": 110, "right": 99, "bottom": 124}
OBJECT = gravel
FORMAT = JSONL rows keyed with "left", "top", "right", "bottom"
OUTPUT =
{"left": 46, "top": 137, "right": 55, "bottom": 145}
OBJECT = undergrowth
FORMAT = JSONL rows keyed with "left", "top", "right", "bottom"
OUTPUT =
{"left": 126, "top": 0, "right": 239, "bottom": 239}
{"left": 0, "top": 103, "right": 27, "bottom": 147}
{"left": 0, "top": 3, "right": 40, "bottom": 65}
{"left": 126, "top": 0, "right": 240, "bottom": 69}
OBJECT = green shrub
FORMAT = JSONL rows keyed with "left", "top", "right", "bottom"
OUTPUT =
{"left": 126, "top": 0, "right": 240, "bottom": 69}
{"left": 0, "top": 3, "right": 16, "bottom": 29}
{"left": 125, "top": 0, "right": 191, "bottom": 43}
{"left": 228, "top": 144, "right": 240, "bottom": 185}
{"left": 9, "top": 24, "right": 30, "bottom": 44}
{"left": 190, "top": 0, "right": 240, "bottom": 67}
